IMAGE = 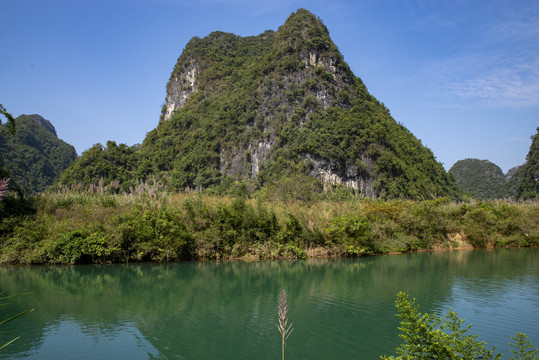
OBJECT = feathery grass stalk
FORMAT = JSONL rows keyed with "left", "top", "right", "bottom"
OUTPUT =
{"left": 277, "top": 289, "right": 293, "bottom": 360}
{"left": 0, "top": 178, "right": 9, "bottom": 201}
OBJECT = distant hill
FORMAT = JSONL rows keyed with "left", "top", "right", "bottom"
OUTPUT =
{"left": 449, "top": 159, "right": 506, "bottom": 199}
{"left": 60, "top": 9, "right": 461, "bottom": 199}
{"left": 0, "top": 114, "right": 78, "bottom": 193}
{"left": 449, "top": 127, "right": 539, "bottom": 200}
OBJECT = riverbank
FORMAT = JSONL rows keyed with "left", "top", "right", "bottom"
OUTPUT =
{"left": 1, "top": 191, "right": 538, "bottom": 264}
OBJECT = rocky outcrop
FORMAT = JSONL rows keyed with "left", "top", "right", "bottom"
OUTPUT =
{"left": 162, "top": 59, "right": 199, "bottom": 121}
{"left": 250, "top": 141, "right": 273, "bottom": 175}
{"left": 305, "top": 154, "right": 375, "bottom": 197}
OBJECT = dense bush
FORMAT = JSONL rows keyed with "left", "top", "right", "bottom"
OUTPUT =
{"left": 118, "top": 207, "right": 193, "bottom": 261}
{"left": 1, "top": 190, "right": 537, "bottom": 265}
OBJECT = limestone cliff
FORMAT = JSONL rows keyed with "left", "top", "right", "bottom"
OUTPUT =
{"left": 162, "top": 57, "right": 199, "bottom": 121}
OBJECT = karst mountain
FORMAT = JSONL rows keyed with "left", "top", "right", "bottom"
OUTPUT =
{"left": 60, "top": 9, "right": 462, "bottom": 199}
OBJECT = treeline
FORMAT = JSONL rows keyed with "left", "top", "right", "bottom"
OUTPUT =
{"left": 0, "top": 189, "right": 537, "bottom": 265}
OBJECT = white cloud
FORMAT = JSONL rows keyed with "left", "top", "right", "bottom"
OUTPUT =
{"left": 431, "top": 59, "right": 539, "bottom": 108}
{"left": 418, "top": 3, "right": 539, "bottom": 110}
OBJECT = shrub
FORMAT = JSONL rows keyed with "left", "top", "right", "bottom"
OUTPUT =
{"left": 33, "top": 228, "right": 120, "bottom": 264}
{"left": 382, "top": 292, "right": 501, "bottom": 359}
{"left": 463, "top": 204, "right": 498, "bottom": 247}
{"left": 382, "top": 292, "right": 539, "bottom": 360}
{"left": 118, "top": 207, "right": 193, "bottom": 261}
{"left": 325, "top": 214, "right": 372, "bottom": 254}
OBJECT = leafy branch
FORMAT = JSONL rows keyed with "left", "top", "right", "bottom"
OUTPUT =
{"left": 0, "top": 104, "right": 16, "bottom": 135}
{"left": 0, "top": 292, "right": 35, "bottom": 350}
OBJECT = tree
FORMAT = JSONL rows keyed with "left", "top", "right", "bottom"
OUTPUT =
{"left": 0, "top": 104, "right": 16, "bottom": 135}
{"left": 382, "top": 292, "right": 539, "bottom": 359}
{"left": 0, "top": 104, "right": 15, "bottom": 189}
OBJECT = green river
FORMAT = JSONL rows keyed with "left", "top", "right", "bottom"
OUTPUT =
{"left": 1, "top": 248, "right": 538, "bottom": 359}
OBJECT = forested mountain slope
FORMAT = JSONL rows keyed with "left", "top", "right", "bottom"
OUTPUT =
{"left": 0, "top": 114, "right": 77, "bottom": 193}
{"left": 512, "top": 127, "right": 539, "bottom": 199}
{"left": 449, "top": 159, "right": 506, "bottom": 199}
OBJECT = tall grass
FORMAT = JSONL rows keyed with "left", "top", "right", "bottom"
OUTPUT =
{"left": 0, "top": 189, "right": 538, "bottom": 264}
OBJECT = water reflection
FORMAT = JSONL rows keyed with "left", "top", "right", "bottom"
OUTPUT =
{"left": 21, "top": 317, "right": 161, "bottom": 360}
{"left": 0, "top": 248, "right": 537, "bottom": 359}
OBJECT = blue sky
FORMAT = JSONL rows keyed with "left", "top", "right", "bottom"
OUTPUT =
{"left": 1, "top": 0, "right": 537, "bottom": 173}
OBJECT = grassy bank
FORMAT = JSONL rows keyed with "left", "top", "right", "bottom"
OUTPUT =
{"left": 0, "top": 190, "right": 538, "bottom": 264}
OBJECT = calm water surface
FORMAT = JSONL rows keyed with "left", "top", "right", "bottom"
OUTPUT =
{"left": 1, "top": 248, "right": 538, "bottom": 359}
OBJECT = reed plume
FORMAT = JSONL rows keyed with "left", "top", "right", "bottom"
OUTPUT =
{"left": 0, "top": 178, "right": 9, "bottom": 201}
{"left": 277, "top": 289, "right": 293, "bottom": 360}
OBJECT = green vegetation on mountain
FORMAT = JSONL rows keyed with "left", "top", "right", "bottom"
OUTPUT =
{"left": 0, "top": 104, "right": 16, "bottom": 180}
{"left": 514, "top": 127, "right": 539, "bottom": 200}
{"left": 449, "top": 159, "right": 506, "bottom": 199}
{"left": 504, "top": 165, "right": 523, "bottom": 198}
{"left": 0, "top": 104, "right": 16, "bottom": 136}
{"left": 0, "top": 114, "right": 77, "bottom": 194}
{"left": 450, "top": 127, "right": 539, "bottom": 200}
{"left": 59, "top": 9, "right": 461, "bottom": 200}
{"left": 58, "top": 141, "right": 139, "bottom": 192}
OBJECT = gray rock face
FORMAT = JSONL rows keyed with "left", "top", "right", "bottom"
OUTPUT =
{"left": 162, "top": 59, "right": 199, "bottom": 121}
{"left": 304, "top": 154, "right": 375, "bottom": 197}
